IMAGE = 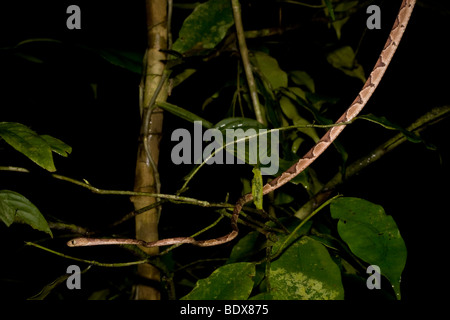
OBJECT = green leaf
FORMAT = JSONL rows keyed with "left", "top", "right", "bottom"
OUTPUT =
{"left": 324, "top": 0, "right": 335, "bottom": 21}
{"left": 227, "top": 231, "right": 264, "bottom": 264}
{"left": 40, "top": 135, "right": 72, "bottom": 157}
{"left": 327, "top": 46, "right": 366, "bottom": 83}
{"left": 156, "top": 101, "right": 213, "bottom": 129}
{"left": 181, "top": 262, "right": 255, "bottom": 300}
{"left": 172, "top": 0, "right": 234, "bottom": 55}
{"left": 279, "top": 96, "right": 301, "bottom": 121}
{"left": 252, "top": 52, "right": 288, "bottom": 90}
{"left": 332, "top": 1, "right": 358, "bottom": 39}
{"left": 0, "top": 190, "right": 53, "bottom": 237}
{"left": 271, "top": 220, "right": 312, "bottom": 255}
{"left": 289, "top": 71, "right": 315, "bottom": 93}
{"left": 334, "top": 0, "right": 359, "bottom": 12}
{"left": 0, "top": 122, "right": 56, "bottom": 171}
{"left": 274, "top": 192, "right": 294, "bottom": 205}
{"left": 249, "top": 292, "right": 274, "bottom": 300}
{"left": 270, "top": 236, "right": 344, "bottom": 300}
{"left": 90, "top": 47, "right": 143, "bottom": 74}
{"left": 214, "top": 117, "right": 276, "bottom": 170}
{"left": 251, "top": 167, "right": 263, "bottom": 210}
{"left": 331, "top": 16, "right": 350, "bottom": 40}
{"left": 330, "top": 197, "right": 407, "bottom": 299}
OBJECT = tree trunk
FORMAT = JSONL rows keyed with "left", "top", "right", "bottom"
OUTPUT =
{"left": 131, "top": 0, "right": 167, "bottom": 300}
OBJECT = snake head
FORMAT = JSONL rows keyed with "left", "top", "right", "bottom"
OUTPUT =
{"left": 67, "top": 238, "right": 86, "bottom": 247}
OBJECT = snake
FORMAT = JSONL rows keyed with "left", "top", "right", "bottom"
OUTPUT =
{"left": 67, "top": 0, "right": 416, "bottom": 249}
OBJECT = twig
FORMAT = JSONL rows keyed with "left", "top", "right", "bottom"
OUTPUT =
{"left": 0, "top": 166, "right": 211, "bottom": 206}
{"left": 47, "top": 222, "right": 92, "bottom": 235}
{"left": 276, "top": 0, "right": 325, "bottom": 9}
{"left": 231, "top": 0, "right": 265, "bottom": 125}
{"left": 160, "top": 215, "right": 225, "bottom": 255}
{"left": 25, "top": 242, "right": 149, "bottom": 267}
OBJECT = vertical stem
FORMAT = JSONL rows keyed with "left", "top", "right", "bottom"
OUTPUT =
{"left": 131, "top": 0, "right": 168, "bottom": 300}
{"left": 231, "top": 0, "right": 265, "bottom": 125}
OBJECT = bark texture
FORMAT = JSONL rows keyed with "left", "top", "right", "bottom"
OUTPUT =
{"left": 131, "top": 0, "right": 167, "bottom": 300}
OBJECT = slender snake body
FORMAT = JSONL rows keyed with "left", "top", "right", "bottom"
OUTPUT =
{"left": 68, "top": 0, "right": 416, "bottom": 249}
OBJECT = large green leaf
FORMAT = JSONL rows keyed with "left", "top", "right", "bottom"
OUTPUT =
{"left": 270, "top": 236, "right": 344, "bottom": 300}
{"left": 0, "top": 122, "right": 56, "bottom": 171}
{"left": 330, "top": 197, "right": 407, "bottom": 299}
{"left": 0, "top": 122, "right": 70, "bottom": 171}
{"left": 172, "top": 0, "right": 234, "bottom": 55}
{"left": 181, "top": 262, "right": 255, "bottom": 300}
{"left": 0, "top": 190, "right": 52, "bottom": 237}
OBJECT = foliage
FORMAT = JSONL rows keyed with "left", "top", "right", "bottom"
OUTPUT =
{"left": 0, "top": 0, "right": 446, "bottom": 301}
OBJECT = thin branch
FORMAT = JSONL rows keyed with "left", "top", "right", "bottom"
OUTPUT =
{"left": 231, "top": 0, "right": 265, "bottom": 125}
{"left": 25, "top": 242, "right": 149, "bottom": 268}
{"left": 276, "top": 0, "right": 325, "bottom": 9}
{"left": 0, "top": 167, "right": 210, "bottom": 206}
{"left": 47, "top": 222, "right": 92, "bottom": 235}
{"left": 160, "top": 215, "right": 225, "bottom": 255}
{"left": 108, "top": 200, "right": 168, "bottom": 228}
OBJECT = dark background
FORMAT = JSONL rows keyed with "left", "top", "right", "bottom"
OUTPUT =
{"left": 0, "top": 0, "right": 448, "bottom": 302}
